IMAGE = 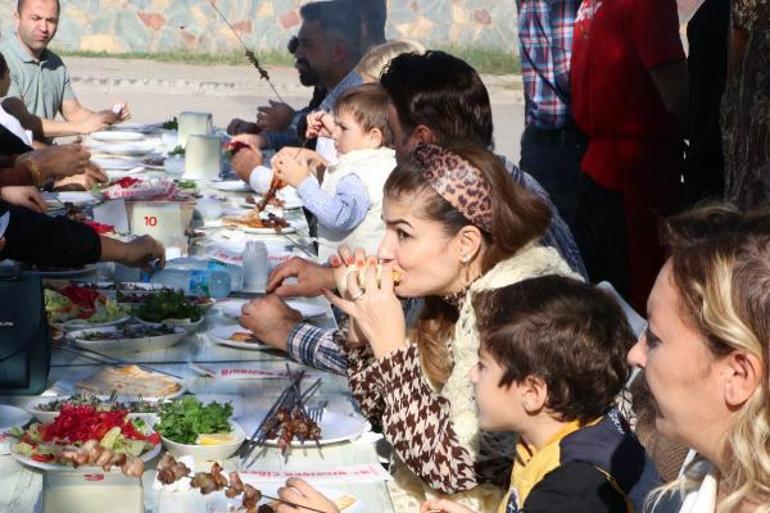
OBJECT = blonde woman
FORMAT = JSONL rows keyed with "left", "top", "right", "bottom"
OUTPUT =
{"left": 355, "top": 39, "right": 426, "bottom": 82}
{"left": 628, "top": 204, "right": 770, "bottom": 512}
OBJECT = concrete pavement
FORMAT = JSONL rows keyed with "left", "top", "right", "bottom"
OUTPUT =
{"left": 66, "top": 56, "right": 526, "bottom": 163}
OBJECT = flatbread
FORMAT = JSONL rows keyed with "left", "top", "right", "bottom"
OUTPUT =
{"left": 75, "top": 365, "right": 181, "bottom": 397}
{"left": 229, "top": 332, "right": 260, "bottom": 343}
{"left": 334, "top": 494, "right": 357, "bottom": 511}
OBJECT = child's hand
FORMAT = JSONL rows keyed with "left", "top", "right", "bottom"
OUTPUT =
{"left": 275, "top": 478, "right": 340, "bottom": 513}
{"left": 305, "top": 111, "right": 335, "bottom": 139}
{"left": 273, "top": 151, "right": 311, "bottom": 187}
{"left": 421, "top": 499, "right": 477, "bottom": 513}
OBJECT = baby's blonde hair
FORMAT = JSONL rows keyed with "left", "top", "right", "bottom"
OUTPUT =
{"left": 355, "top": 39, "right": 426, "bottom": 81}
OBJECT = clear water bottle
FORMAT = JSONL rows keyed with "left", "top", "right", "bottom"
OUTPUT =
{"left": 242, "top": 241, "right": 268, "bottom": 292}
{"left": 166, "top": 257, "right": 242, "bottom": 292}
{"left": 150, "top": 268, "right": 231, "bottom": 298}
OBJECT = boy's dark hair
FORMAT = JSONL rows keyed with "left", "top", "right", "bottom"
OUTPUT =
{"left": 379, "top": 50, "right": 494, "bottom": 150}
{"left": 474, "top": 275, "right": 633, "bottom": 424}
{"left": 300, "top": 1, "right": 363, "bottom": 62}
{"left": 334, "top": 83, "right": 394, "bottom": 147}
{"left": 0, "top": 52, "right": 7, "bottom": 79}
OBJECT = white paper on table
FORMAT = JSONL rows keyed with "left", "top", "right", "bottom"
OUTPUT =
{"left": 0, "top": 432, "right": 13, "bottom": 455}
{"left": 238, "top": 463, "right": 391, "bottom": 484}
{"left": 191, "top": 364, "right": 318, "bottom": 381}
{"left": 92, "top": 199, "right": 130, "bottom": 233}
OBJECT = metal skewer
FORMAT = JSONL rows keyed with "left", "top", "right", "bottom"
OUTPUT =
{"left": 56, "top": 343, "right": 183, "bottom": 380}
{"left": 206, "top": 0, "right": 285, "bottom": 103}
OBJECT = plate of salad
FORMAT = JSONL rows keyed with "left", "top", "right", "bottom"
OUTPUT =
{"left": 45, "top": 284, "right": 131, "bottom": 330}
{"left": 133, "top": 290, "right": 204, "bottom": 328}
{"left": 11, "top": 404, "right": 160, "bottom": 472}
{"left": 154, "top": 397, "right": 244, "bottom": 461}
{"left": 26, "top": 393, "right": 162, "bottom": 423}
{"left": 67, "top": 324, "right": 187, "bottom": 354}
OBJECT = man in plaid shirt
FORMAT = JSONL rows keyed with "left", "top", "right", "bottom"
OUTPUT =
{"left": 517, "top": 0, "right": 585, "bottom": 228}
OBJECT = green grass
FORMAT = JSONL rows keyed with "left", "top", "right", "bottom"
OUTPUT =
{"left": 55, "top": 48, "right": 295, "bottom": 67}
{"left": 56, "top": 45, "right": 520, "bottom": 75}
{"left": 433, "top": 45, "right": 520, "bottom": 75}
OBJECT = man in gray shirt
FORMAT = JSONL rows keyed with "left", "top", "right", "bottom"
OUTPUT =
{"left": 0, "top": 0, "right": 130, "bottom": 142}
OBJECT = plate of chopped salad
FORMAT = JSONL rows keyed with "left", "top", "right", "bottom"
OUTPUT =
{"left": 25, "top": 393, "right": 162, "bottom": 423}
{"left": 67, "top": 324, "right": 187, "bottom": 354}
{"left": 11, "top": 404, "right": 160, "bottom": 473}
{"left": 45, "top": 284, "right": 131, "bottom": 330}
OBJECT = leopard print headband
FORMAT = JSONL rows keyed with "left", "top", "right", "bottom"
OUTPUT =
{"left": 413, "top": 144, "right": 494, "bottom": 233}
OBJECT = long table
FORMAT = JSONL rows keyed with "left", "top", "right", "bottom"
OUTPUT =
{"left": 0, "top": 178, "right": 395, "bottom": 513}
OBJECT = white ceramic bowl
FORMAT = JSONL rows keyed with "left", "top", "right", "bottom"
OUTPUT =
{"left": 134, "top": 315, "right": 205, "bottom": 332}
{"left": 160, "top": 421, "right": 245, "bottom": 462}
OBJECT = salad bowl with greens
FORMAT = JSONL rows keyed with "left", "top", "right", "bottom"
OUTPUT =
{"left": 155, "top": 397, "right": 244, "bottom": 461}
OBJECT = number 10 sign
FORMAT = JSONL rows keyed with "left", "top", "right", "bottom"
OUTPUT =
{"left": 127, "top": 201, "right": 192, "bottom": 256}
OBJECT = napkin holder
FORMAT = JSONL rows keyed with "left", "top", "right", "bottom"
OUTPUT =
{"left": 126, "top": 200, "right": 196, "bottom": 257}
{"left": 184, "top": 135, "right": 222, "bottom": 180}
{"left": 42, "top": 472, "right": 143, "bottom": 513}
{"left": 177, "top": 111, "right": 212, "bottom": 148}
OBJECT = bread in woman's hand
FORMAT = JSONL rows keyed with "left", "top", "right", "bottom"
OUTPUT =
{"left": 339, "top": 263, "right": 402, "bottom": 295}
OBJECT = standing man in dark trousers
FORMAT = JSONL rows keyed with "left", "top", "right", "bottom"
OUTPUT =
{"left": 516, "top": 0, "right": 585, "bottom": 229}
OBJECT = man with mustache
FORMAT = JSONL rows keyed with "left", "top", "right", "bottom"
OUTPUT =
{"left": 228, "top": 0, "right": 365, "bottom": 178}
{"left": 0, "top": 0, "right": 130, "bottom": 143}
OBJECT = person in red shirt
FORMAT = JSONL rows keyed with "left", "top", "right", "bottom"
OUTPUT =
{"left": 570, "top": 0, "right": 688, "bottom": 311}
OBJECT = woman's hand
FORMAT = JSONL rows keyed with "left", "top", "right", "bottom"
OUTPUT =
{"left": 101, "top": 235, "right": 165, "bottom": 270}
{"left": 275, "top": 478, "right": 340, "bottom": 513}
{"left": 421, "top": 499, "right": 477, "bottom": 513}
{"left": 323, "top": 249, "right": 407, "bottom": 360}
{"left": 0, "top": 186, "right": 46, "bottom": 213}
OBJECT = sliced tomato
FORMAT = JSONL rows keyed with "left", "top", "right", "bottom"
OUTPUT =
{"left": 31, "top": 453, "right": 55, "bottom": 463}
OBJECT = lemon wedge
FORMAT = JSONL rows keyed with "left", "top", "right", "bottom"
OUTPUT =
{"left": 196, "top": 433, "right": 235, "bottom": 445}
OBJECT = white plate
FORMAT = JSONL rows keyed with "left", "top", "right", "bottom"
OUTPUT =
{"left": 113, "top": 122, "right": 163, "bottom": 133}
{"left": 214, "top": 298, "right": 324, "bottom": 319}
{"left": 12, "top": 440, "right": 161, "bottom": 472}
{"left": 92, "top": 157, "right": 142, "bottom": 170}
{"left": 134, "top": 316, "right": 205, "bottom": 332}
{"left": 90, "top": 142, "right": 157, "bottom": 156}
{"left": 0, "top": 404, "right": 32, "bottom": 431}
{"left": 52, "top": 314, "right": 132, "bottom": 331}
{"left": 206, "top": 324, "right": 268, "bottom": 350}
{"left": 163, "top": 482, "right": 365, "bottom": 513}
{"left": 241, "top": 191, "right": 303, "bottom": 210}
{"left": 161, "top": 421, "right": 245, "bottom": 462}
{"left": 25, "top": 396, "right": 160, "bottom": 424}
{"left": 43, "top": 191, "right": 100, "bottom": 205}
{"left": 240, "top": 409, "right": 367, "bottom": 447}
{"left": 91, "top": 131, "right": 146, "bottom": 142}
{"left": 209, "top": 180, "right": 251, "bottom": 193}
{"left": 67, "top": 326, "right": 187, "bottom": 354}
{"left": 74, "top": 376, "right": 186, "bottom": 402}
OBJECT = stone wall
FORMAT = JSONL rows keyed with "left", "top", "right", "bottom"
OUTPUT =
{"left": 0, "top": 0, "right": 519, "bottom": 55}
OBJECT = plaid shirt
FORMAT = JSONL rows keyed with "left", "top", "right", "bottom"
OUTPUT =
{"left": 285, "top": 157, "right": 588, "bottom": 373}
{"left": 518, "top": 0, "right": 582, "bottom": 129}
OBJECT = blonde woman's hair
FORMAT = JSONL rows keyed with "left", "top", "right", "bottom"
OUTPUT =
{"left": 355, "top": 39, "right": 426, "bottom": 81}
{"left": 656, "top": 203, "right": 770, "bottom": 512}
